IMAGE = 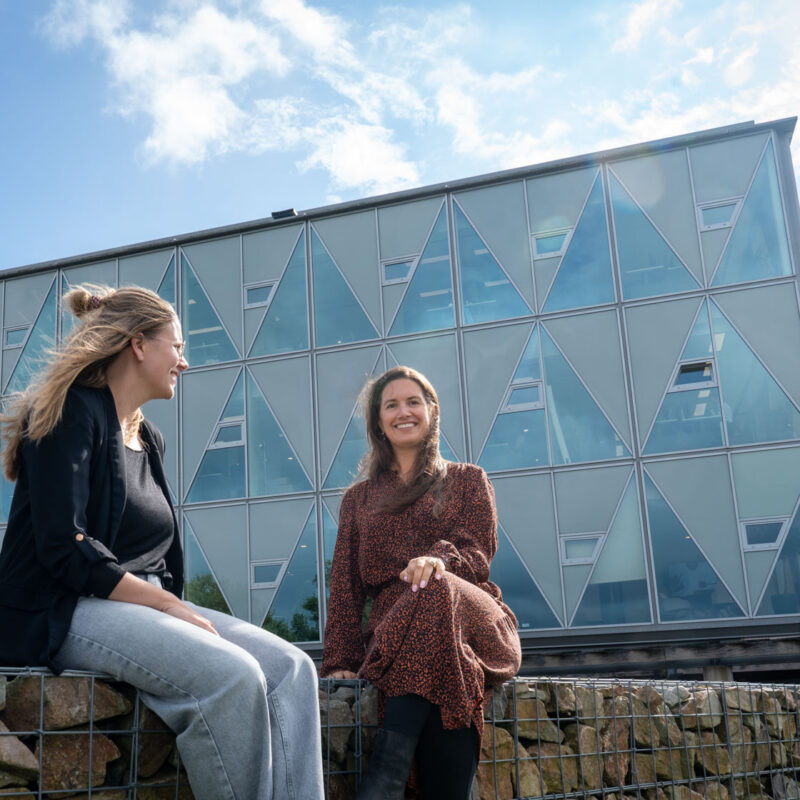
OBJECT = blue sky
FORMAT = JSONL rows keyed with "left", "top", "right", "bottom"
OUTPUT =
{"left": 1, "top": 0, "right": 798, "bottom": 270}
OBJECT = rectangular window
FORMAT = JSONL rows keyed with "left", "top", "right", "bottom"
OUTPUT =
{"left": 210, "top": 421, "right": 244, "bottom": 448}
{"left": 560, "top": 534, "right": 603, "bottom": 565}
{"left": 672, "top": 361, "right": 715, "bottom": 390}
{"left": 252, "top": 561, "right": 285, "bottom": 587}
{"left": 741, "top": 518, "right": 787, "bottom": 551}
{"left": 533, "top": 231, "right": 569, "bottom": 258}
{"left": 698, "top": 201, "right": 740, "bottom": 231}
{"left": 382, "top": 260, "right": 414, "bottom": 285}
{"left": 4, "top": 327, "right": 28, "bottom": 347}
{"left": 244, "top": 282, "right": 276, "bottom": 308}
{"left": 503, "top": 381, "right": 543, "bottom": 411}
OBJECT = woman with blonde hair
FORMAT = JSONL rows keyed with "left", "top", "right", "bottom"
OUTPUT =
{"left": 322, "top": 365, "right": 521, "bottom": 800}
{"left": 0, "top": 284, "right": 323, "bottom": 800}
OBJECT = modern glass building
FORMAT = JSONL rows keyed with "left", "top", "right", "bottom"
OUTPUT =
{"left": 2, "top": 117, "right": 799, "bottom": 671}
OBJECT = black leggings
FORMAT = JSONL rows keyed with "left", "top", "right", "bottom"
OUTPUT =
{"left": 383, "top": 694, "right": 479, "bottom": 800}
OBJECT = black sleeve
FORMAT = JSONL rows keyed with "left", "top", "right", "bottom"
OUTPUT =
{"left": 22, "top": 389, "right": 122, "bottom": 597}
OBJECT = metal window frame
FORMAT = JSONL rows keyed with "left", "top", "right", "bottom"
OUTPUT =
{"left": 697, "top": 198, "right": 742, "bottom": 232}
{"left": 531, "top": 228, "right": 571, "bottom": 259}
{"left": 739, "top": 516, "right": 790, "bottom": 552}
{"left": 208, "top": 419, "right": 245, "bottom": 449}
{"left": 3, "top": 324, "right": 29, "bottom": 348}
{"left": 251, "top": 559, "right": 287, "bottom": 588}
{"left": 381, "top": 258, "right": 415, "bottom": 286}
{"left": 559, "top": 532, "right": 604, "bottom": 565}
{"left": 669, "top": 359, "right": 717, "bottom": 392}
{"left": 243, "top": 280, "right": 277, "bottom": 309}
{"left": 501, "top": 379, "right": 544, "bottom": 412}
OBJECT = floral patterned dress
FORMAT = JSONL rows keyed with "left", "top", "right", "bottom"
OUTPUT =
{"left": 322, "top": 463, "right": 522, "bottom": 735}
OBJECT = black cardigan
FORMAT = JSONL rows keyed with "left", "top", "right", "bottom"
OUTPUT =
{"left": 0, "top": 384, "right": 183, "bottom": 672}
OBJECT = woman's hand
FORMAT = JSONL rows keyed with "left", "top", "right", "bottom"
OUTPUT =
{"left": 400, "top": 556, "right": 446, "bottom": 592}
{"left": 160, "top": 599, "right": 219, "bottom": 636}
{"left": 327, "top": 670, "right": 358, "bottom": 679}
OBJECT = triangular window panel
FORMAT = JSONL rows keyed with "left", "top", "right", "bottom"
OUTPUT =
{"left": 183, "top": 524, "right": 232, "bottom": 615}
{"left": 541, "top": 328, "right": 629, "bottom": 464}
{"left": 389, "top": 208, "right": 455, "bottom": 336}
{"left": 181, "top": 255, "right": 238, "bottom": 366}
{"left": 6, "top": 277, "right": 57, "bottom": 394}
{"left": 322, "top": 502, "right": 338, "bottom": 603}
{"left": 439, "top": 436, "right": 458, "bottom": 462}
{"left": 479, "top": 326, "right": 549, "bottom": 472}
{"left": 186, "top": 374, "right": 245, "bottom": 503}
{"left": 250, "top": 232, "right": 309, "bottom": 356}
{"left": 312, "top": 230, "right": 378, "bottom": 347}
{"left": 454, "top": 204, "right": 530, "bottom": 324}
{"left": 610, "top": 173, "right": 699, "bottom": 300}
{"left": 490, "top": 525, "right": 560, "bottom": 630}
{"left": 157, "top": 255, "right": 176, "bottom": 307}
{"left": 323, "top": 411, "right": 366, "bottom": 490}
{"left": 246, "top": 372, "right": 311, "bottom": 497}
{"left": 645, "top": 474, "right": 743, "bottom": 622}
{"left": 711, "top": 303, "right": 800, "bottom": 445}
{"left": 756, "top": 505, "right": 800, "bottom": 615}
{"left": 644, "top": 303, "right": 724, "bottom": 455}
{"left": 263, "top": 510, "right": 320, "bottom": 642}
{"left": 572, "top": 479, "right": 651, "bottom": 626}
{"left": 1, "top": 476, "right": 14, "bottom": 524}
{"left": 544, "top": 175, "right": 615, "bottom": 312}
{"left": 713, "top": 141, "right": 792, "bottom": 286}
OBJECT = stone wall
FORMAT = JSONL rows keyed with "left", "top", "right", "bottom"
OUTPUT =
{"left": 2, "top": 671, "right": 800, "bottom": 799}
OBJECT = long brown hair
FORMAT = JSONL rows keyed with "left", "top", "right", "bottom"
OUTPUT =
{"left": 1, "top": 283, "right": 176, "bottom": 481}
{"left": 358, "top": 365, "right": 448, "bottom": 514}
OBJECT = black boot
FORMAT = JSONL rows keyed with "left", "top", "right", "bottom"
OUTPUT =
{"left": 355, "top": 728, "right": 418, "bottom": 799}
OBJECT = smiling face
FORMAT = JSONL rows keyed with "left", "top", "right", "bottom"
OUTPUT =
{"left": 378, "top": 377, "right": 433, "bottom": 454}
{"left": 139, "top": 318, "right": 188, "bottom": 401}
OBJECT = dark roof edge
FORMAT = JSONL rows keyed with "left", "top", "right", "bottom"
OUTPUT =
{"left": 5, "top": 116, "right": 796, "bottom": 279}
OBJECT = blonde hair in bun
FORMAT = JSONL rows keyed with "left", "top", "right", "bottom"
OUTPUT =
{"left": 1, "top": 283, "right": 176, "bottom": 480}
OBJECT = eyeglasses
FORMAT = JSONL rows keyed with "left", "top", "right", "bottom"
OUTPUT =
{"left": 149, "top": 338, "right": 187, "bottom": 358}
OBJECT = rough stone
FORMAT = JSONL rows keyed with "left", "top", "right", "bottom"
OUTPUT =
{"left": 136, "top": 707, "right": 175, "bottom": 779}
{"left": 0, "top": 678, "right": 5, "bottom": 713}
{"left": 576, "top": 686, "right": 605, "bottom": 724}
{"left": 0, "top": 789, "right": 35, "bottom": 798}
{"left": 515, "top": 681, "right": 549, "bottom": 704}
{"left": 486, "top": 685, "right": 509, "bottom": 722}
{"left": 513, "top": 741, "right": 542, "bottom": 799}
{"left": 723, "top": 686, "right": 759, "bottom": 712}
{"left": 698, "top": 779, "right": 730, "bottom": 800}
{"left": 513, "top": 697, "right": 564, "bottom": 743}
{"left": 695, "top": 730, "right": 732, "bottom": 776}
{"left": 0, "top": 771, "right": 30, "bottom": 790}
{"left": 36, "top": 732, "right": 120, "bottom": 794}
{"left": 68, "top": 792, "right": 130, "bottom": 800}
{"left": 663, "top": 685, "right": 691, "bottom": 708}
{"left": 563, "top": 723, "right": 602, "bottom": 790}
{"left": 545, "top": 682, "right": 579, "bottom": 716}
{"left": 4, "top": 677, "right": 131, "bottom": 732}
{"left": 135, "top": 767, "right": 195, "bottom": 800}
{"left": 734, "top": 777, "right": 773, "bottom": 800}
{"left": 773, "top": 774, "right": 800, "bottom": 800}
{"left": 0, "top": 720, "right": 39, "bottom": 782}
{"left": 666, "top": 785, "right": 706, "bottom": 800}
{"left": 477, "top": 727, "right": 515, "bottom": 800}
{"left": 326, "top": 772, "right": 356, "bottom": 800}
{"left": 601, "top": 695, "right": 632, "bottom": 786}
{"left": 645, "top": 789, "right": 670, "bottom": 800}
{"left": 725, "top": 717, "right": 755, "bottom": 773}
{"left": 680, "top": 689, "right": 723, "bottom": 730}
{"left": 320, "top": 698, "right": 354, "bottom": 765}
{"left": 775, "top": 689, "right": 798, "bottom": 712}
{"left": 528, "top": 740, "right": 579, "bottom": 794}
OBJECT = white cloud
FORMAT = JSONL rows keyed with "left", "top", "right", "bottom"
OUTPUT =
{"left": 612, "top": 0, "right": 682, "bottom": 53}
{"left": 724, "top": 41, "right": 758, "bottom": 87}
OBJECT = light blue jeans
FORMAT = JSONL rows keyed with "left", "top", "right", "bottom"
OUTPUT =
{"left": 56, "top": 597, "right": 324, "bottom": 800}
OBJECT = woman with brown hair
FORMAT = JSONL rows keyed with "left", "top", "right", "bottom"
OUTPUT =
{"left": 0, "top": 284, "right": 323, "bottom": 800}
{"left": 322, "top": 365, "right": 521, "bottom": 800}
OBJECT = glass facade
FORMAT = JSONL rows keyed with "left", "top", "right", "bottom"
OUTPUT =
{"left": 1, "top": 121, "right": 799, "bottom": 648}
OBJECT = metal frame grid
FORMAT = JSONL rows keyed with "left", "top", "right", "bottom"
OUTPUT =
{"left": 0, "top": 667, "right": 190, "bottom": 799}
{"left": 320, "top": 676, "right": 800, "bottom": 800}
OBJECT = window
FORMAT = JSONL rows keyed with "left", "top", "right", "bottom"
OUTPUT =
{"left": 502, "top": 381, "right": 543, "bottom": 412}
{"left": 741, "top": 518, "right": 788, "bottom": 551}
{"left": 532, "top": 231, "right": 569, "bottom": 258}
{"left": 672, "top": 361, "right": 715, "bottom": 390}
{"left": 244, "top": 282, "right": 276, "bottom": 308}
{"left": 698, "top": 200, "right": 740, "bottom": 231}
{"left": 4, "top": 326, "right": 28, "bottom": 348}
{"left": 252, "top": 561, "right": 285, "bottom": 587}
{"left": 560, "top": 534, "right": 603, "bottom": 565}
{"left": 210, "top": 422, "right": 244, "bottom": 447}
{"left": 382, "top": 260, "right": 414, "bottom": 285}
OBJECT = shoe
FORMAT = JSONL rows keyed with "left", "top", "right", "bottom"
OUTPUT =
{"left": 355, "top": 727, "right": 417, "bottom": 799}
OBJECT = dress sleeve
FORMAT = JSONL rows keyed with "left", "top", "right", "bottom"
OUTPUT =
{"left": 22, "top": 390, "right": 123, "bottom": 597}
{"left": 321, "top": 486, "right": 367, "bottom": 676}
{"left": 424, "top": 466, "right": 497, "bottom": 586}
